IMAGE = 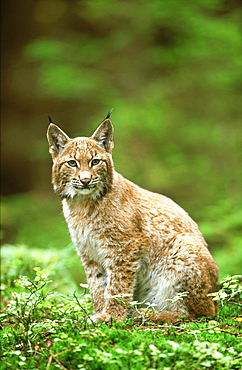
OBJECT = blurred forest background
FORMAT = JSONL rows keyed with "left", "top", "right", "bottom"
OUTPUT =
{"left": 1, "top": 0, "right": 241, "bottom": 293}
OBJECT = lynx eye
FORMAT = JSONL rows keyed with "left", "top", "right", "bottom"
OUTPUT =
{"left": 91, "top": 158, "right": 101, "bottom": 166}
{"left": 67, "top": 160, "right": 78, "bottom": 167}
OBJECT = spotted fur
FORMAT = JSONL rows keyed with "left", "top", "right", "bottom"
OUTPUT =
{"left": 47, "top": 116, "right": 218, "bottom": 323}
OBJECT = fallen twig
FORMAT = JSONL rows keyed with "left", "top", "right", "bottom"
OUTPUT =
{"left": 220, "top": 330, "right": 242, "bottom": 336}
{"left": 187, "top": 324, "right": 220, "bottom": 333}
{"left": 46, "top": 348, "right": 73, "bottom": 370}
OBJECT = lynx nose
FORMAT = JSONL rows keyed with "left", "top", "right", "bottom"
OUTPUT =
{"left": 79, "top": 171, "right": 92, "bottom": 185}
{"left": 80, "top": 178, "right": 91, "bottom": 185}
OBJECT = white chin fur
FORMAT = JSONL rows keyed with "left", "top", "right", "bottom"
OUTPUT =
{"left": 64, "top": 186, "right": 96, "bottom": 199}
{"left": 78, "top": 188, "right": 94, "bottom": 195}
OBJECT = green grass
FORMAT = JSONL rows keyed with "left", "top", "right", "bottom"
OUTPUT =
{"left": 1, "top": 266, "right": 241, "bottom": 370}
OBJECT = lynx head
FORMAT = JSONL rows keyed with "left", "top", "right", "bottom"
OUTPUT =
{"left": 47, "top": 113, "right": 114, "bottom": 200}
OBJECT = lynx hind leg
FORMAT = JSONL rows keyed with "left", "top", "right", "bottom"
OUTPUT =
{"left": 146, "top": 238, "right": 219, "bottom": 323}
{"left": 135, "top": 293, "right": 217, "bottom": 324}
{"left": 185, "top": 288, "right": 218, "bottom": 319}
{"left": 136, "top": 309, "right": 191, "bottom": 323}
{"left": 140, "top": 286, "right": 218, "bottom": 324}
{"left": 184, "top": 259, "right": 218, "bottom": 320}
{"left": 136, "top": 293, "right": 217, "bottom": 323}
{"left": 135, "top": 263, "right": 218, "bottom": 323}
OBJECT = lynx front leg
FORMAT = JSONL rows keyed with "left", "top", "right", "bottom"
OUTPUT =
{"left": 81, "top": 255, "right": 106, "bottom": 314}
{"left": 91, "top": 251, "right": 139, "bottom": 323}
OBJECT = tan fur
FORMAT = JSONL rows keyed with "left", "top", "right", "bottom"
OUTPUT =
{"left": 47, "top": 116, "right": 218, "bottom": 323}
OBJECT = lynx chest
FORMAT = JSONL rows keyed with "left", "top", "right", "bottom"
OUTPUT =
{"left": 62, "top": 199, "right": 106, "bottom": 265}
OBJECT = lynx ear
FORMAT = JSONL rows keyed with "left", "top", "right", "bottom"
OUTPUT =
{"left": 91, "top": 119, "right": 114, "bottom": 153}
{"left": 47, "top": 123, "right": 70, "bottom": 158}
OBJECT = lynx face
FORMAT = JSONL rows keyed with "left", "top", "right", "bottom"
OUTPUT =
{"left": 47, "top": 120, "right": 114, "bottom": 200}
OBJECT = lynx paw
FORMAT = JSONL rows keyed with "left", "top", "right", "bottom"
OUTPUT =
{"left": 89, "top": 311, "right": 125, "bottom": 323}
{"left": 89, "top": 313, "right": 112, "bottom": 323}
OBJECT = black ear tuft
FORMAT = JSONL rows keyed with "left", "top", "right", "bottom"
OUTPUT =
{"left": 48, "top": 114, "right": 53, "bottom": 124}
{"left": 105, "top": 108, "right": 114, "bottom": 120}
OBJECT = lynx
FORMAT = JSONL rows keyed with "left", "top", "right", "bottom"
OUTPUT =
{"left": 47, "top": 112, "right": 218, "bottom": 323}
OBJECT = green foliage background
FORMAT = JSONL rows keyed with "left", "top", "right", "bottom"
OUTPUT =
{"left": 1, "top": 0, "right": 241, "bottom": 284}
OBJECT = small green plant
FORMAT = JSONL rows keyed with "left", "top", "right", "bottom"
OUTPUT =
{"left": 1, "top": 268, "right": 93, "bottom": 354}
{"left": 1, "top": 268, "right": 54, "bottom": 351}
{"left": 111, "top": 291, "right": 189, "bottom": 324}
{"left": 209, "top": 275, "right": 242, "bottom": 318}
